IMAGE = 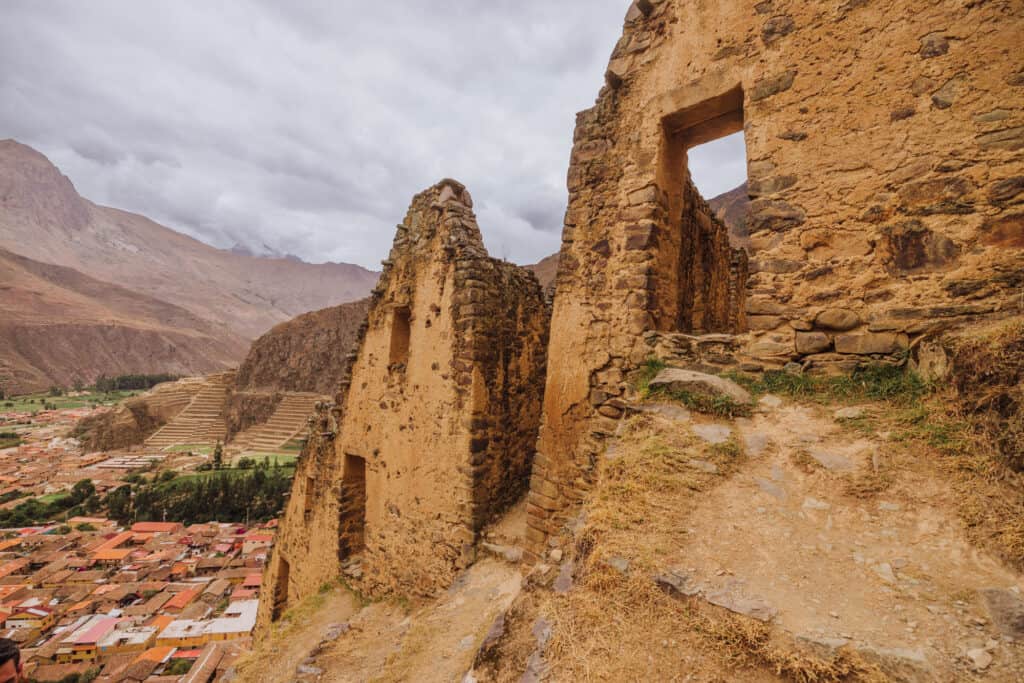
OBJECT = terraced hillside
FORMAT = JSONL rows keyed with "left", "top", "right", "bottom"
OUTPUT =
{"left": 228, "top": 393, "right": 324, "bottom": 455}
{"left": 144, "top": 371, "right": 235, "bottom": 449}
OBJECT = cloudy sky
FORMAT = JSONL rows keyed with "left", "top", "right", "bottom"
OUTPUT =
{"left": 0, "top": 0, "right": 746, "bottom": 269}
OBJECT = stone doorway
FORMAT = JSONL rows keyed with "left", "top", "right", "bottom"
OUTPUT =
{"left": 338, "top": 454, "right": 367, "bottom": 559}
{"left": 656, "top": 85, "right": 748, "bottom": 334}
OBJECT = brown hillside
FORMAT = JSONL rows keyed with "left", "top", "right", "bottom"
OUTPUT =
{"left": 235, "top": 298, "right": 372, "bottom": 395}
{"left": 707, "top": 180, "right": 750, "bottom": 248}
{"left": 0, "top": 139, "right": 380, "bottom": 341}
{"left": 525, "top": 253, "right": 559, "bottom": 291}
{"left": 0, "top": 247, "right": 246, "bottom": 394}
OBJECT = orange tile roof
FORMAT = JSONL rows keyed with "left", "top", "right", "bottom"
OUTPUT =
{"left": 94, "top": 531, "right": 133, "bottom": 552}
{"left": 163, "top": 589, "right": 199, "bottom": 611}
{"left": 0, "top": 586, "right": 26, "bottom": 600}
{"left": 93, "top": 549, "right": 132, "bottom": 562}
{"left": 137, "top": 646, "right": 175, "bottom": 663}
{"left": 0, "top": 559, "right": 29, "bottom": 579}
{"left": 148, "top": 615, "right": 175, "bottom": 633}
{"left": 0, "top": 539, "right": 20, "bottom": 553}
{"left": 130, "top": 522, "right": 180, "bottom": 534}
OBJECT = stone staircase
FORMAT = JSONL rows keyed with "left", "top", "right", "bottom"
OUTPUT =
{"left": 228, "top": 392, "right": 323, "bottom": 455}
{"left": 144, "top": 377, "right": 207, "bottom": 415}
{"left": 144, "top": 371, "right": 235, "bottom": 449}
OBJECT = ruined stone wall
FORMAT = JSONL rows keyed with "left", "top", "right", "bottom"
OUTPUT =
{"left": 258, "top": 181, "right": 547, "bottom": 630}
{"left": 527, "top": 0, "right": 1024, "bottom": 557}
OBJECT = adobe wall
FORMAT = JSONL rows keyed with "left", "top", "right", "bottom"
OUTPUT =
{"left": 258, "top": 181, "right": 548, "bottom": 630}
{"left": 526, "top": 0, "right": 1023, "bottom": 557}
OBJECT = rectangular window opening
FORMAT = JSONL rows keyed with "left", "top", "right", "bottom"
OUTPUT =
{"left": 338, "top": 454, "right": 367, "bottom": 559}
{"left": 388, "top": 306, "right": 411, "bottom": 366}
{"left": 661, "top": 85, "right": 750, "bottom": 334}
{"left": 272, "top": 558, "right": 290, "bottom": 622}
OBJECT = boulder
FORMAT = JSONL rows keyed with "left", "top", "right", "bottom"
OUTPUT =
{"left": 648, "top": 369, "right": 753, "bottom": 405}
{"left": 795, "top": 332, "right": 831, "bottom": 354}
{"left": 815, "top": 308, "right": 861, "bottom": 331}
{"left": 747, "top": 338, "right": 795, "bottom": 360}
{"left": 835, "top": 332, "right": 907, "bottom": 355}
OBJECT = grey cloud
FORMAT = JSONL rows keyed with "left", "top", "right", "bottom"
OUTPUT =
{"left": 0, "top": 0, "right": 746, "bottom": 269}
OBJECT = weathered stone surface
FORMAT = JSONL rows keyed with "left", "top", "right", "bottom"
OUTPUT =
{"left": 795, "top": 332, "right": 831, "bottom": 354}
{"left": 808, "top": 448, "right": 857, "bottom": 472}
{"left": 761, "top": 15, "right": 795, "bottom": 45}
{"left": 981, "top": 588, "right": 1024, "bottom": 639}
{"left": 692, "top": 423, "right": 733, "bottom": 445}
{"left": 648, "top": 369, "right": 753, "bottom": 405}
{"left": 834, "top": 332, "right": 906, "bottom": 355}
{"left": 814, "top": 308, "right": 861, "bottom": 331}
{"left": 527, "top": 0, "right": 1022, "bottom": 559}
{"left": 258, "top": 181, "right": 549, "bottom": 630}
{"left": 704, "top": 590, "right": 777, "bottom": 622}
{"left": 919, "top": 32, "right": 949, "bottom": 58}
{"left": 750, "top": 70, "right": 796, "bottom": 101}
{"left": 978, "top": 127, "right": 1024, "bottom": 151}
{"left": 748, "top": 338, "right": 795, "bottom": 359}
{"left": 748, "top": 199, "right": 806, "bottom": 233}
{"left": 981, "top": 213, "right": 1024, "bottom": 248}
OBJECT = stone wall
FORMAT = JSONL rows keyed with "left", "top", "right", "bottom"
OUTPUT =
{"left": 526, "top": 0, "right": 1023, "bottom": 558}
{"left": 258, "top": 180, "right": 548, "bottom": 631}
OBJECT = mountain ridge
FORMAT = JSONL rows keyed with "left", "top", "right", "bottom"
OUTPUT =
{"left": 0, "top": 139, "right": 380, "bottom": 340}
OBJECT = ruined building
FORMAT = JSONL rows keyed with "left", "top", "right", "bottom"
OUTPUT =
{"left": 258, "top": 180, "right": 549, "bottom": 623}
{"left": 525, "top": 0, "right": 1023, "bottom": 557}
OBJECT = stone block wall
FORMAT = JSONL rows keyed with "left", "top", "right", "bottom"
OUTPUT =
{"left": 257, "top": 180, "right": 548, "bottom": 631}
{"left": 526, "top": 0, "right": 1024, "bottom": 558}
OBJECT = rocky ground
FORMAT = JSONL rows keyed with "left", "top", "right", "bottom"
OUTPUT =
{"left": 233, "top": 366, "right": 1023, "bottom": 682}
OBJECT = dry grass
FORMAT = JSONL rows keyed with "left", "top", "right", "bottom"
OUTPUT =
{"left": 508, "top": 413, "right": 885, "bottom": 682}
{"left": 949, "top": 319, "right": 1024, "bottom": 471}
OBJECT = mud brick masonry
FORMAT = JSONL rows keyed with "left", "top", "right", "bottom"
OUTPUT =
{"left": 258, "top": 181, "right": 548, "bottom": 626}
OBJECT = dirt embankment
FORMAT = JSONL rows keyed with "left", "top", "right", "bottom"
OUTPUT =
{"left": 234, "top": 299, "right": 371, "bottom": 395}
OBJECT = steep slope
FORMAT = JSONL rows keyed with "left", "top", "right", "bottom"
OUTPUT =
{"left": 708, "top": 180, "right": 751, "bottom": 247}
{"left": 0, "top": 139, "right": 379, "bottom": 340}
{"left": 524, "top": 253, "right": 559, "bottom": 291}
{"left": 0, "top": 248, "right": 247, "bottom": 394}
{"left": 234, "top": 298, "right": 371, "bottom": 395}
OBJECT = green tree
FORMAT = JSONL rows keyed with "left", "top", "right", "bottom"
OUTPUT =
{"left": 212, "top": 442, "right": 224, "bottom": 470}
{"left": 166, "top": 659, "right": 193, "bottom": 676}
{"left": 70, "top": 479, "right": 96, "bottom": 505}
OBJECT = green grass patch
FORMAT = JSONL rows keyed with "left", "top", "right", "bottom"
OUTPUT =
{"left": 726, "top": 363, "right": 928, "bottom": 407}
{"left": 1, "top": 390, "right": 141, "bottom": 413}
{"left": 636, "top": 357, "right": 667, "bottom": 394}
{"left": 637, "top": 357, "right": 750, "bottom": 417}
{"left": 36, "top": 492, "right": 71, "bottom": 505}
{"left": 654, "top": 388, "right": 751, "bottom": 418}
{"left": 165, "top": 444, "right": 215, "bottom": 455}
{"left": 236, "top": 453, "right": 298, "bottom": 467}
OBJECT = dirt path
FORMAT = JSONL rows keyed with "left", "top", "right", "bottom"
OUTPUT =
{"left": 232, "top": 589, "right": 361, "bottom": 683}
{"left": 315, "top": 558, "right": 521, "bottom": 683}
{"left": 669, "top": 398, "right": 1024, "bottom": 680}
